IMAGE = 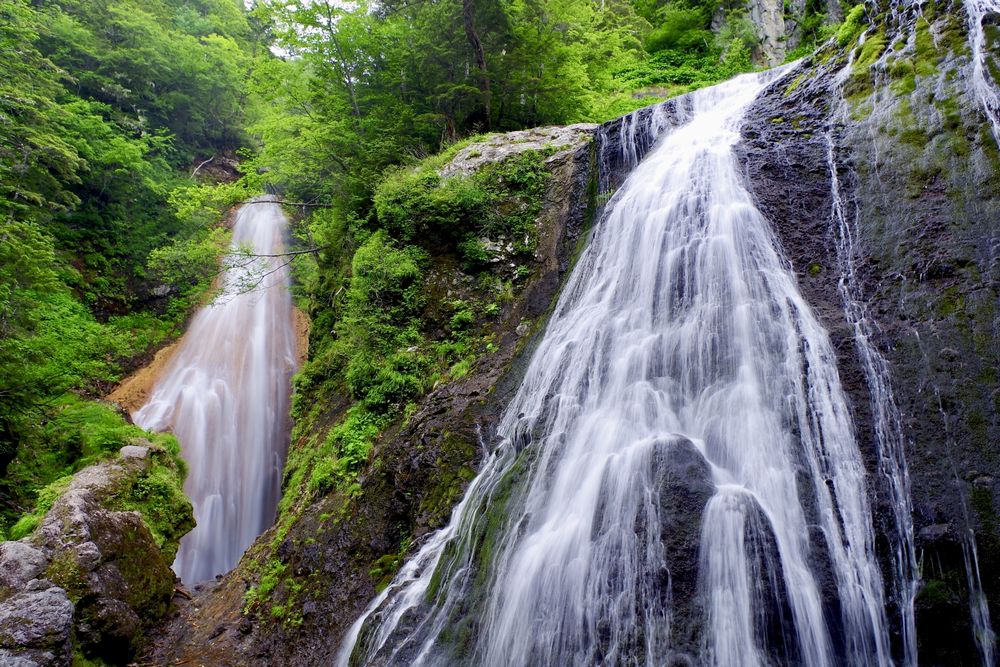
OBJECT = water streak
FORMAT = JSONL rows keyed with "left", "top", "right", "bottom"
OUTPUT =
{"left": 965, "top": 0, "right": 1000, "bottom": 146}
{"left": 340, "top": 70, "right": 892, "bottom": 666}
{"left": 134, "top": 197, "right": 298, "bottom": 583}
{"left": 964, "top": 529, "right": 999, "bottom": 667}
{"left": 825, "top": 131, "right": 919, "bottom": 667}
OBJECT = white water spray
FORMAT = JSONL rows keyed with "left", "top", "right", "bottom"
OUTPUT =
{"left": 135, "top": 197, "right": 298, "bottom": 583}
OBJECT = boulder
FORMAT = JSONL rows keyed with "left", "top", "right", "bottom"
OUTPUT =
{"left": 0, "top": 586, "right": 73, "bottom": 666}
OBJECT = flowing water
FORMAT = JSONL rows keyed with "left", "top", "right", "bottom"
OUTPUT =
{"left": 962, "top": 3, "right": 1000, "bottom": 658}
{"left": 825, "top": 132, "right": 919, "bottom": 667}
{"left": 339, "top": 69, "right": 896, "bottom": 666}
{"left": 134, "top": 197, "right": 298, "bottom": 583}
{"left": 965, "top": 0, "right": 1000, "bottom": 146}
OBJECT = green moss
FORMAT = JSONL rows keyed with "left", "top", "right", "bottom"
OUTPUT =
{"left": 936, "top": 287, "right": 964, "bottom": 317}
{"left": 917, "top": 579, "right": 956, "bottom": 606}
{"left": 46, "top": 550, "right": 89, "bottom": 602}
{"left": 971, "top": 486, "right": 998, "bottom": 532}
{"left": 837, "top": 4, "right": 867, "bottom": 47}
{"left": 417, "top": 432, "right": 477, "bottom": 525}
{"left": 72, "top": 648, "right": 112, "bottom": 667}
{"left": 243, "top": 558, "right": 287, "bottom": 613}
{"left": 807, "top": 262, "right": 822, "bottom": 276}
{"left": 854, "top": 28, "right": 887, "bottom": 72}
{"left": 783, "top": 73, "right": 808, "bottom": 97}
{"left": 913, "top": 17, "right": 938, "bottom": 77}
{"left": 305, "top": 407, "right": 385, "bottom": 495}
{"left": 109, "top": 445, "right": 193, "bottom": 562}
{"left": 369, "top": 536, "right": 413, "bottom": 593}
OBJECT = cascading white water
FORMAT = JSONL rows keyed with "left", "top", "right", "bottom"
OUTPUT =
{"left": 339, "top": 70, "right": 894, "bottom": 666}
{"left": 134, "top": 197, "right": 298, "bottom": 583}
{"left": 964, "top": 529, "right": 999, "bottom": 667}
{"left": 965, "top": 0, "right": 1000, "bottom": 146}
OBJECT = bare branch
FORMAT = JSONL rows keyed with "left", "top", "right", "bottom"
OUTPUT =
{"left": 190, "top": 156, "right": 215, "bottom": 179}
{"left": 240, "top": 199, "right": 334, "bottom": 208}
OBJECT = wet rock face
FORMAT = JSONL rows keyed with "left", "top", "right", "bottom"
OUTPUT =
{"left": 0, "top": 445, "right": 192, "bottom": 666}
{"left": 652, "top": 437, "right": 714, "bottom": 658}
{"left": 738, "top": 5, "right": 1000, "bottom": 660}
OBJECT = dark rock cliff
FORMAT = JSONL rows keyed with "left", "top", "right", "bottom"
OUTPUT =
{"left": 738, "top": 0, "right": 1000, "bottom": 662}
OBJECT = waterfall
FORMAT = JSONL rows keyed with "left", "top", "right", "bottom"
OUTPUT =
{"left": 134, "top": 197, "right": 298, "bottom": 584}
{"left": 339, "top": 70, "right": 894, "bottom": 666}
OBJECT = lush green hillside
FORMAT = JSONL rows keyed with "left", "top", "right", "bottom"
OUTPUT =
{"left": 0, "top": 0, "right": 257, "bottom": 535}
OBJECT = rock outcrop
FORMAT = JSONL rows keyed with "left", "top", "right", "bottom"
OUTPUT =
{"left": 0, "top": 442, "right": 193, "bottom": 665}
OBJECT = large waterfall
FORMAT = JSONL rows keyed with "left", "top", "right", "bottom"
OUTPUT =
{"left": 134, "top": 197, "right": 298, "bottom": 583}
{"left": 338, "top": 69, "right": 900, "bottom": 666}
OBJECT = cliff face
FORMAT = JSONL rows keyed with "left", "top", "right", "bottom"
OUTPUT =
{"left": 738, "top": 0, "right": 1000, "bottom": 661}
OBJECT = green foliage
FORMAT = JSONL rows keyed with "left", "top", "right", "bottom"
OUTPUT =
{"left": 376, "top": 171, "right": 490, "bottom": 244}
{"left": 243, "top": 558, "right": 287, "bottom": 613}
{"left": 645, "top": 7, "right": 712, "bottom": 53}
{"left": 147, "top": 227, "right": 231, "bottom": 295}
{"left": 1, "top": 396, "right": 179, "bottom": 534}
{"left": 837, "top": 4, "right": 867, "bottom": 47}
{"left": 0, "top": 0, "right": 256, "bottom": 522}
{"left": 8, "top": 476, "right": 71, "bottom": 540}
{"left": 111, "top": 445, "right": 193, "bottom": 561}
{"left": 252, "top": 0, "right": 648, "bottom": 213}
{"left": 308, "top": 407, "right": 386, "bottom": 493}
{"left": 3, "top": 395, "right": 190, "bottom": 562}
{"left": 611, "top": 46, "right": 755, "bottom": 94}
{"left": 375, "top": 150, "right": 551, "bottom": 268}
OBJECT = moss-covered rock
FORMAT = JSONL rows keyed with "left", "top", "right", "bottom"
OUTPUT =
{"left": 739, "top": 0, "right": 1000, "bottom": 661}
{"left": 0, "top": 436, "right": 193, "bottom": 666}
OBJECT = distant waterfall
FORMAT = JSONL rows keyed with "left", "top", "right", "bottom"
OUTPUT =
{"left": 135, "top": 197, "right": 298, "bottom": 583}
{"left": 338, "top": 70, "right": 894, "bottom": 666}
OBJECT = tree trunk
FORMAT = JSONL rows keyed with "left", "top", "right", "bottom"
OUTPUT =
{"left": 461, "top": 0, "right": 491, "bottom": 129}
